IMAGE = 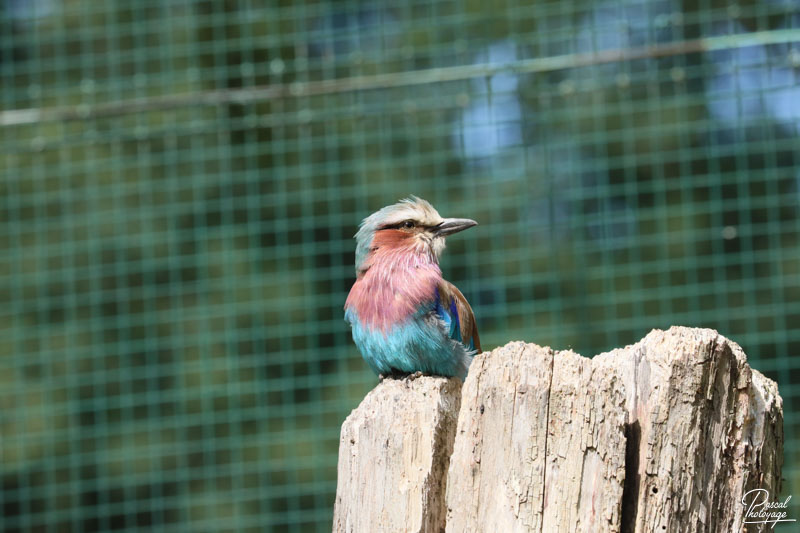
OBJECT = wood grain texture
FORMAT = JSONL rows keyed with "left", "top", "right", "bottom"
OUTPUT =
{"left": 607, "top": 327, "right": 784, "bottom": 533}
{"left": 334, "top": 327, "right": 783, "bottom": 533}
{"left": 445, "top": 342, "right": 555, "bottom": 532}
{"left": 445, "top": 327, "right": 782, "bottom": 533}
{"left": 332, "top": 376, "right": 462, "bottom": 533}
{"left": 445, "top": 342, "right": 628, "bottom": 532}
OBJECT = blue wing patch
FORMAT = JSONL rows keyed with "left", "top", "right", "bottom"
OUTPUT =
{"left": 434, "top": 287, "right": 463, "bottom": 344}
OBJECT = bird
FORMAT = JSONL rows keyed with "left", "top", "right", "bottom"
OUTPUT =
{"left": 344, "top": 196, "right": 481, "bottom": 379}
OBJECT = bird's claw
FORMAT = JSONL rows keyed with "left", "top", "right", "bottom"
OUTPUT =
{"left": 406, "top": 371, "right": 424, "bottom": 381}
{"left": 380, "top": 370, "right": 424, "bottom": 382}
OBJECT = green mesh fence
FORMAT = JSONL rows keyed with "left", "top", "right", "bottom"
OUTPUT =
{"left": 2, "top": 1, "right": 799, "bottom": 531}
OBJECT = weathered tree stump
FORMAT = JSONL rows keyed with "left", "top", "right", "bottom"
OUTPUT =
{"left": 332, "top": 377, "right": 462, "bottom": 533}
{"left": 446, "top": 343, "right": 628, "bottom": 532}
{"left": 333, "top": 327, "right": 783, "bottom": 533}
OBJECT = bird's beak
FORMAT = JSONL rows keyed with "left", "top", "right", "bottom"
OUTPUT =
{"left": 433, "top": 218, "right": 478, "bottom": 237}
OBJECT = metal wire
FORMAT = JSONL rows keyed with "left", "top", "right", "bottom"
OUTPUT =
{"left": 2, "top": 1, "right": 799, "bottom": 531}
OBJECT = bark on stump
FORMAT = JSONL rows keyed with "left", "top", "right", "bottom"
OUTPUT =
{"left": 333, "top": 327, "right": 783, "bottom": 533}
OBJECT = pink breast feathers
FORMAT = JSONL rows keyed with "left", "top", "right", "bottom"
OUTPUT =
{"left": 345, "top": 234, "right": 442, "bottom": 332}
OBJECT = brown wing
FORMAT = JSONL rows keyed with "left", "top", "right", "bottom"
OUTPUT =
{"left": 437, "top": 280, "right": 481, "bottom": 353}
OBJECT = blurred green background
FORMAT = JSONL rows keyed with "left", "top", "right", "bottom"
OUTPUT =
{"left": 1, "top": 0, "right": 799, "bottom": 531}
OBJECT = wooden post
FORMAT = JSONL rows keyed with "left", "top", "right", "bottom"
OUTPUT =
{"left": 333, "top": 327, "right": 783, "bottom": 533}
{"left": 332, "top": 376, "right": 462, "bottom": 533}
{"left": 445, "top": 342, "right": 628, "bottom": 532}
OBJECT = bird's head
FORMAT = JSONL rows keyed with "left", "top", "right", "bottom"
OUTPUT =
{"left": 354, "top": 196, "right": 477, "bottom": 275}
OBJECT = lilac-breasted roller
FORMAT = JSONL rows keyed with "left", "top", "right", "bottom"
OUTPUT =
{"left": 344, "top": 196, "right": 481, "bottom": 379}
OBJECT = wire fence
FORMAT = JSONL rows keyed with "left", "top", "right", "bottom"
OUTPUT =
{"left": 2, "top": 1, "right": 799, "bottom": 531}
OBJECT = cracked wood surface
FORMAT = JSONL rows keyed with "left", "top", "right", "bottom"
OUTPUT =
{"left": 333, "top": 327, "right": 783, "bottom": 533}
{"left": 444, "top": 342, "right": 557, "bottom": 532}
{"left": 608, "top": 327, "right": 783, "bottom": 533}
{"left": 332, "top": 376, "right": 461, "bottom": 533}
{"left": 445, "top": 342, "right": 628, "bottom": 532}
{"left": 446, "top": 327, "right": 782, "bottom": 533}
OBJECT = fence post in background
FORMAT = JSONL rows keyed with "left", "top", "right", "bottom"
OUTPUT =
{"left": 334, "top": 327, "right": 783, "bottom": 532}
{"left": 332, "top": 377, "right": 461, "bottom": 533}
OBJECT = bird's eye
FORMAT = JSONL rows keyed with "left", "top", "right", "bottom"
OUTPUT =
{"left": 403, "top": 220, "right": 415, "bottom": 229}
